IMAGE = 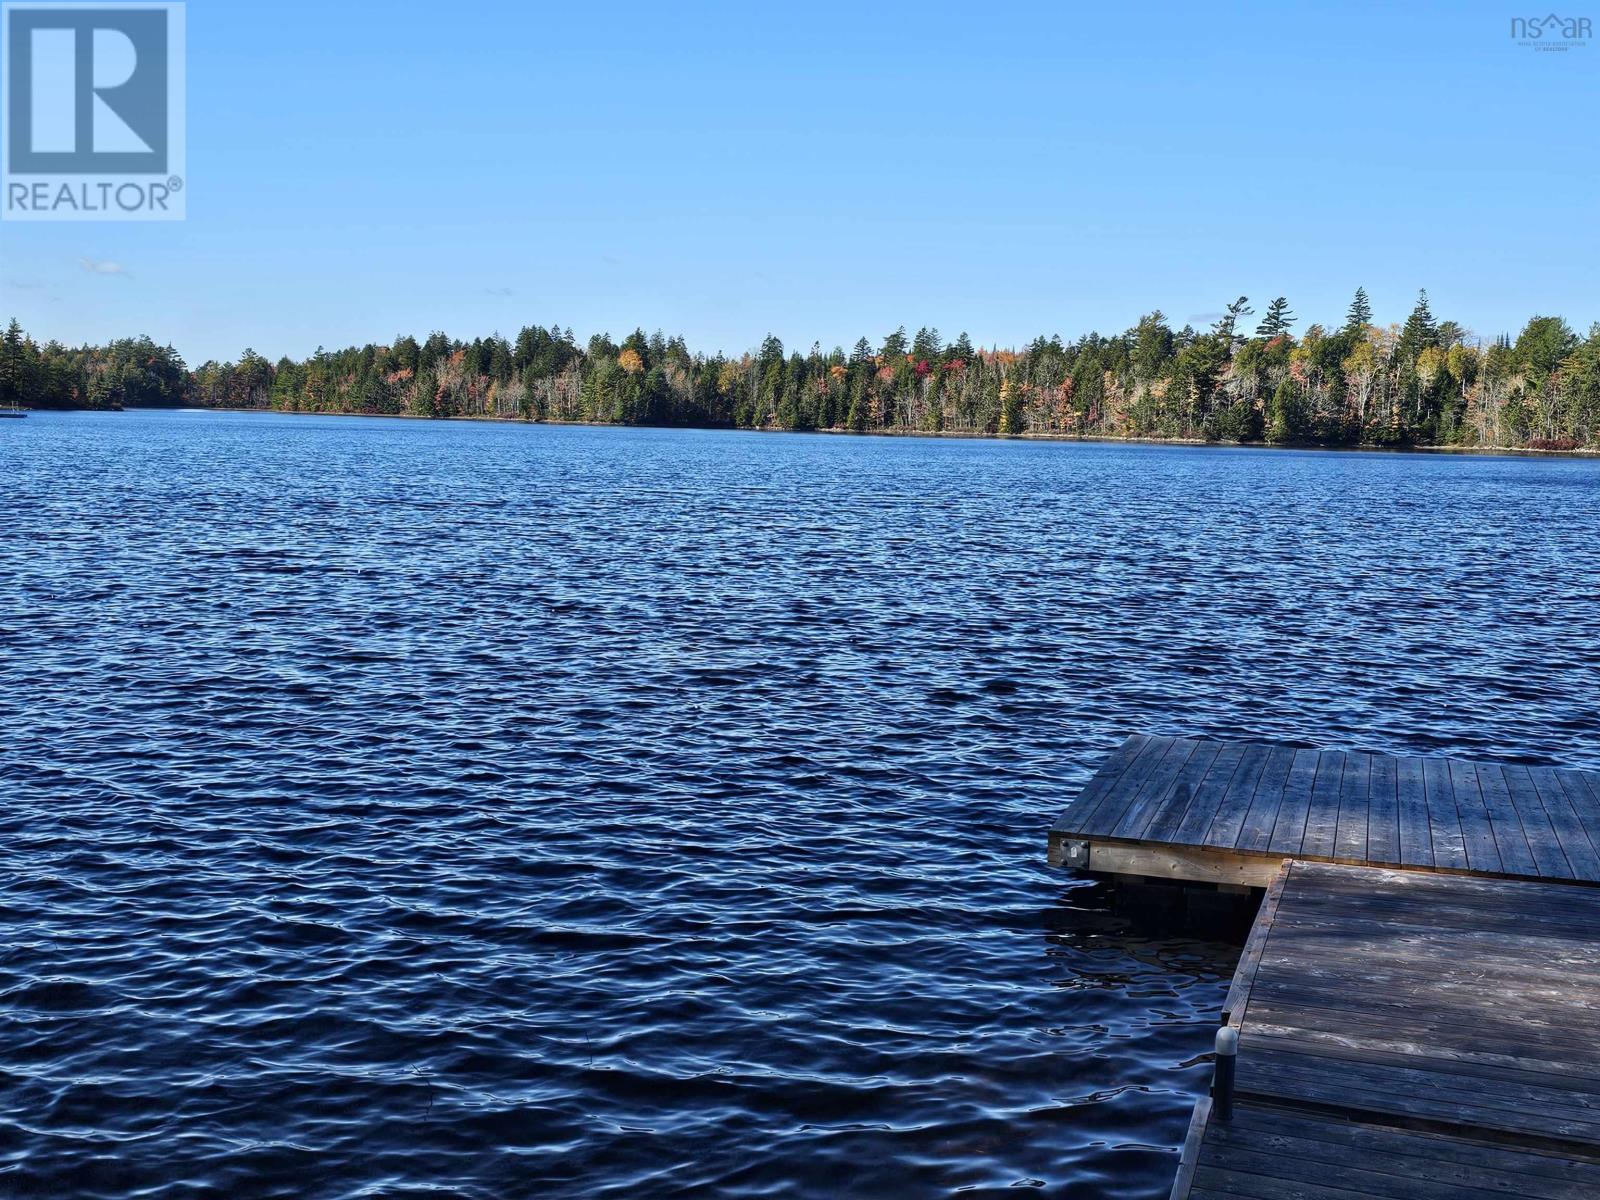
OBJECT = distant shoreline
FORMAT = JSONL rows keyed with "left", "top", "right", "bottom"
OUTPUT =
{"left": 19, "top": 404, "right": 1599, "bottom": 458}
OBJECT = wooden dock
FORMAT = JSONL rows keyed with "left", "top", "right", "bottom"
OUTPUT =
{"left": 1171, "top": 860, "right": 1600, "bottom": 1198}
{"left": 1049, "top": 734, "right": 1600, "bottom": 887}
{"left": 1047, "top": 735, "right": 1600, "bottom": 1198}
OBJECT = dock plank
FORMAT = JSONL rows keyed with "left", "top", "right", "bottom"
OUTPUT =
{"left": 1078, "top": 736, "right": 1196, "bottom": 837}
{"left": 1184, "top": 1102, "right": 1600, "bottom": 1200}
{"left": 1183, "top": 1114, "right": 1600, "bottom": 1197}
{"left": 1171, "top": 742, "right": 1254, "bottom": 844}
{"left": 1232, "top": 743, "right": 1295, "bottom": 854}
{"left": 1155, "top": 740, "right": 1246, "bottom": 844}
{"left": 1051, "top": 733, "right": 1159, "bottom": 837}
{"left": 1421, "top": 757, "right": 1468, "bottom": 871}
{"left": 1116, "top": 740, "right": 1223, "bottom": 841}
{"left": 1203, "top": 743, "right": 1271, "bottom": 849}
{"left": 1473, "top": 761, "right": 1544, "bottom": 878}
{"left": 1560, "top": 768, "right": 1600, "bottom": 850}
{"left": 1332, "top": 750, "right": 1371, "bottom": 862}
{"left": 1448, "top": 759, "right": 1502, "bottom": 875}
{"left": 1265, "top": 748, "right": 1321, "bottom": 856}
{"left": 1518, "top": 765, "right": 1600, "bottom": 882}
{"left": 1363, "top": 753, "right": 1400, "bottom": 865}
{"left": 1394, "top": 754, "right": 1433, "bottom": 868}
{"left": 1297, "top": 750, "right": 1347, "bottom": 859}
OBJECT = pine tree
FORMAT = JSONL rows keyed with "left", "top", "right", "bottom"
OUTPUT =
{"left": 1212, "top": 296, "right": 1253, "bottom": 350}
{"left": 999, "top": 379, "right": 1023, "bottom": 434}
{"left": 1399, "top": 289, "right": 1439, "bottom": 362}
{"left": 1256, "top": 297, "right": 1295, "bottom": 338}
{"left": 1344, "top": 287, "right": 1372, "bottom": 333}
{"left": 1512, "top": 316, "right": 1578, "bottom": 378}
{"left": 0, "top": 318, "right": 29, "bottom": 408}
{"left": 1267, "top": 379, "right": 1297, "bottom": 443}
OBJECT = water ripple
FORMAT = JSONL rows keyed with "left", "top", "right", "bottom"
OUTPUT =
{"left": 2, "top": 411, "right": 1598, "bottom": 1197}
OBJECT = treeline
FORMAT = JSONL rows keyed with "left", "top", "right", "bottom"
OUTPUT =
{"left": 5, "top": 291, "right": 1600, "bottom": 449}
{"left": 0, "top": 323, "right": 187, "bottom": 410}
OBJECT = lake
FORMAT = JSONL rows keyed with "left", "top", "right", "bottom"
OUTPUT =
{"left": 3, "top": 410, "right": 1598, "bottom": 1198}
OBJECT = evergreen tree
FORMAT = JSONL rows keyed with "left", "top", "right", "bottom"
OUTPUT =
{"left": 621, "top": 328, "right": 652, "bottom": 374}
{"left": 0, "top": 318, "right": 32, "bottom": 408}
{"left": 392, "top": 334, "right": 420, "bottom": 376}
{"left": 1132, "top": 312, "right": 1174, "bottom": 379}
{"left": 420, "top": 331, "right": 451, "bottom": 371}
{"left": 1398, "top": 290, "right": 1439, "bottom": 362}
{"left": 1267, "top": 379, "right": 1297, "bottom": 443}
{"left": 1512, "top": 316, "right": 1578, "bottom": 378}
{"left": 488, "top": 335, "right": 512, "bottom": 381}
{"left": 1344, "top": 287, "right": 1372, "bottom": 333}
{"left": 1256, "top": 297, "right": 1295, "bottom": 338}
{"left": 1212, "top": 297, "right": 1253, "bottom": 350}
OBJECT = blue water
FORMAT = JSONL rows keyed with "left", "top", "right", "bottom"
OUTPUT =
{"left": 3, "top": 410, "right": 1598, "bottom": 1199}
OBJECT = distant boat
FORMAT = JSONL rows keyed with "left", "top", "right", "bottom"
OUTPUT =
{"left": 0, "top": 407, "right": 25, "bottom": 418}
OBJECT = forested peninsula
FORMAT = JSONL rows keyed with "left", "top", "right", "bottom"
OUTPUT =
{"left": 5, "top": 290, "right": 1599, "bottom": 450}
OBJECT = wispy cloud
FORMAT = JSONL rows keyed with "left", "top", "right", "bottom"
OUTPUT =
{"left": 1187, "top": 311, "right": 1224, "bottom": 326}
{"left": 4, "top": 277, "right": 61, "bottom": 302}
{"left": 484, "top": 286, "right": 515, "bottom": 297}
{"left": 80, "top": 257, "right": 130, "bottom": 277}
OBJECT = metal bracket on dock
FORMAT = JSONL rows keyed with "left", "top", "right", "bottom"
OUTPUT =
{"left": 1062, "top": 840, "right": 1090, "bottom": 870}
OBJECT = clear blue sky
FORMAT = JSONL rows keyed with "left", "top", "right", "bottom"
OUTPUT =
{"left": 2, "top": 0, "right": 1595, "bottom": 365}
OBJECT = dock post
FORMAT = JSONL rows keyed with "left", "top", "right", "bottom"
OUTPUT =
{"left": 1212, "top": 1027, "right": 1237, "bottom": 1122}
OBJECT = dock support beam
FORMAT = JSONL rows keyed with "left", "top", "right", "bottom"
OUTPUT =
{"left": 1212, "top": 1026, "right": 1237, "bottom": 1122}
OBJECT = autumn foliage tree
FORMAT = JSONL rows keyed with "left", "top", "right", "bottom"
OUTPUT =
{"left": 7, "top": 297, "right": 1600, "bottom": 449}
